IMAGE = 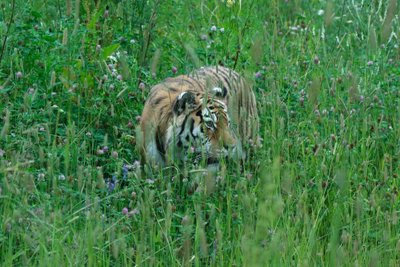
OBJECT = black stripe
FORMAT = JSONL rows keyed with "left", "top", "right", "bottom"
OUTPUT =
{"left": 189, "top": 118, "right": 195, "bottom": 138}
{"left": 152, "top": 96, "right": 165, "bottom": 105}
{"left": 189, "top": 77, "right": 205, "bottom": 92}
{"left": 155, "top": 128, "right": 166, "bottom": 157}
{"left": 178, "top": 115, "right": 188, "bottom": 136}
{"left": 166, "top": 86, "right": 178, "bottom": 92}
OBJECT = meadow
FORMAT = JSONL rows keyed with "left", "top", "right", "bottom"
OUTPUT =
{"left": 0, "top": 0, "right": 399, "bottom": 266}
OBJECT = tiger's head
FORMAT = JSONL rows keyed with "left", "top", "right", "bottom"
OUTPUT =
{"left": 165, "top": 90, "right": 242, "bottom": 165}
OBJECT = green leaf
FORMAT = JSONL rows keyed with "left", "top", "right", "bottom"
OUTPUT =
{"left": 101, "top": 44, "right": 120, "bottom": 60}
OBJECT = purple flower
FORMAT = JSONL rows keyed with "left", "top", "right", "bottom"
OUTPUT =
{"left": 172, "top": 66, "right": 178, "bottom": 74}
{"left": 122, "top": 207, "right": 129, "bottom": 215}
{"left": 367, "top": 61, "right": 373, "bottom": 66}
{"left": 139, "top": 82, "right": 145, "bottom": 90}
{"left": 102, "top": 146, "right": 109, "bottom": 152}
{"left": 254, "top": 71, "right": 262, "bottom": 79}
{"left": 107, "top": 175, "right": 117, "bottom": 192}
{"left": 122, "top": 165, "right": 128, "bottom": 180}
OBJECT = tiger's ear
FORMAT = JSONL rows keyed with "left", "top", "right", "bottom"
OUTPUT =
{"left": 173, "top": 91, "right": 197, "bottom": 115}
{"left": 211, "top": 86, "right": 227, "bottom": 98}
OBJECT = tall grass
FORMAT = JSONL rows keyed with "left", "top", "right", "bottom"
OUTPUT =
{"left": 1, "top": 0, "right": 399, "bottom": 265}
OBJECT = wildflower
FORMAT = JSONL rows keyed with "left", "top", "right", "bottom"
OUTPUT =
{"left": 131, "top": 191, "right": 137, "bottom": 199}
{"left": 109, "top": 84, "right": 115, "bottom": 90}
{"left": 117, "top": 74, "right": 123, "bottom": 81}
{"left": 86, "top": 132, "right": 92, "bottom": 137}
{"left": 254, "top": 71, "right": 262, "bottom": 79}
{"left": 200, "top": 34, "right": 208, "bottom": 41}
{"left": 132, "top": 160, "right": 140, "bottom": 170}
{"left": 122, "top": 207, "right": 129, "bottom": 215}
{"left": 103, "top": 75, "right": 108, "bottom": 81}
{"left": 210, "top": 25, "right": 217, "bottom": 32}
{"left": 130, "top": 39, "right": 136, "bottom": 44}
{"left": 37, "top": 173, "right": 45, "bottom": 180}
{"left": 58, "top": 174, "right": 66, "bottom": 180}
{"left": 28, "top": 88, "right": 35, "bottom": 94}
{"left": 127, "top": 120, "right": 133, "bottom": 128}
{"left": 299, "top": 97, "right": 305, "bottom": 106}
{"left": 172, "top": 66, "right": 178, "bottom": 74}
{"left": 313, "top": 56, "right": 320, "bottom": 64}
{"left": 128, "top": 208, "right": 139, "bottom": 217}
{"left": 135, "top": 115, "right": 141, "bottom": 122}
{"left": 96, "top": 44, "right": 101, "bottom": 52}
{"left": 367, "top": 61, "right": 373, "bottom": 66}
{"left": 359, "top": 95, "right": 364, "bottom": 102}
{"left": 139, "top": 82, "right": 145, "bottom": 90}
{"left": 107, "top": 175, "right": 117, "bottom": 192}
{"left": 122, "top": 164, "right": 128, "bottom": 180}
{"left": 102, "top": 146, "right": 109, "bottom": 152}
{"left": 16, "top": 71, "right": 23, "bottom": 79}
{"left": 97, "top": 149, "right": 105, "bottom": 155}
{"left": 220, "top": 27, "right": 225, "bottom": 33}
{"left": 226, "top": 0, "right": 235, "bottom": 7}
{"left": 317, "top": 9, "right": 325, "bottom": 16}
{"left": 146, "top": 179, "right": 155, "bottom": 184}
{"left": 112, "top": 151, "right": 118, "bottom": 159}
{"left": 181, "top": 215, "right": 190, "bottom": 225}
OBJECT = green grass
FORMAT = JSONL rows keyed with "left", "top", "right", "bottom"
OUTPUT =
{"left": 1, "top": 0, "right": 399, "bottom": 266}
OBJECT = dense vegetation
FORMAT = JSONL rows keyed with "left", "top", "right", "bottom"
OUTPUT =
{"left": 1, "top": 0, "right": 399, "bottom": 265}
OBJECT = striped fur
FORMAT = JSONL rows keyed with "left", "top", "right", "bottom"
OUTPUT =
{"left": 139, "top": 66, "right": 259, "bottom": 166}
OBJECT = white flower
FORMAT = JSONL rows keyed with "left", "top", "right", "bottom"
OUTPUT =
{"left": 317, "top": 9, "right": 325, "bottom": 16}
{"left": 210, "top": 25, "right": 217, "bottom": 32}
{"left": 220, "top": 27, "right": 225, "bottom": 33}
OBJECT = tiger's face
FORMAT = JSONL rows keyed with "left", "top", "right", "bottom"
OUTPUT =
{"left": 165, "top": 91, "right": 242, "bottom": 164}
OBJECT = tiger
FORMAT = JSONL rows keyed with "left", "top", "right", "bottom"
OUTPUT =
{"left": 138, "top": 66, "right": 259, "bottom": 167}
